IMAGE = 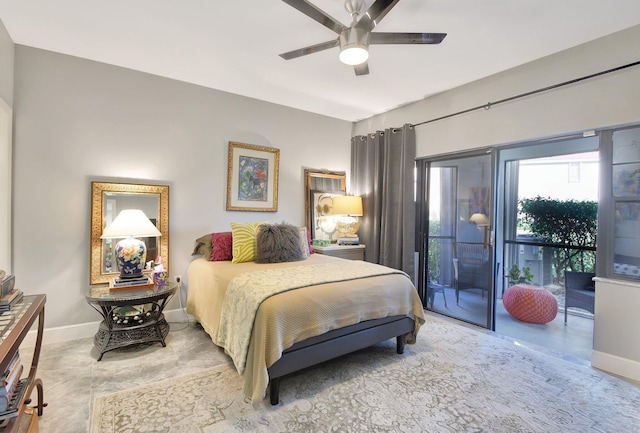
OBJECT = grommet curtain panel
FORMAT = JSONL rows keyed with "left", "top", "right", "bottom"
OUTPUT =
{"left": 350, "top": 124, "right": 416, "bottom": 279}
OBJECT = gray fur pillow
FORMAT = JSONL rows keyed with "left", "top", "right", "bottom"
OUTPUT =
{"left": 255, "top": 223, "right": 306, "bottom": 264}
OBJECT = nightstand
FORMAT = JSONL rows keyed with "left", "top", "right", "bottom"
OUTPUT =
{"left": 312, "top": 244, "right": 365, "bottom": 260}
{"left": 85, "top": 283, "right": 178, "bottom": 360}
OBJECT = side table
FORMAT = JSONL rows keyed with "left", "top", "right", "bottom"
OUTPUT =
{"left": 85, "top": 283, "right": 177, "bottom": 361}
{"left": 312, "top": 244, "right": 365, "bottom": 260}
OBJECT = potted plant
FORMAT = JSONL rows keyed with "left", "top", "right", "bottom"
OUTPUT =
{"left": 506, "top": 264, "right": 534, "bottom": 286}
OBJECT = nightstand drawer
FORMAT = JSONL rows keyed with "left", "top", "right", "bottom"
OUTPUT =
{"left": 312, "top": 244, "right": 365, "bottom": 260}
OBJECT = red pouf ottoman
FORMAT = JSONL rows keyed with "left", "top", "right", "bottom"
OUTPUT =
{"left": 503, "top": 284, "right": 558, "bottom": 324}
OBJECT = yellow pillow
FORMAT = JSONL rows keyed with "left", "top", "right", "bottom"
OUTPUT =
{"left": 230, "top": 222, "right": 268, "bottom": 263}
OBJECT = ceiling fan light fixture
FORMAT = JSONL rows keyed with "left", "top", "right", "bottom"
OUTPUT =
{"left": 339, "top": 45, "right": 369, "bottom": 65}
{"left": 339, "top": 27, "right": 369, "bottom": 66}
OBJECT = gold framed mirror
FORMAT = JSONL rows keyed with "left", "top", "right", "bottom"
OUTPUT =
{"left": 90, "top": 181, "right": 169, "bottom": 285}
{"left": 304, "top": 168, "right": 346, "bottom": 235}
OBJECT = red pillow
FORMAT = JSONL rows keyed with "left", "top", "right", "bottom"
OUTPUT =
{"left": 210, "top": 232, "right": 233, "bottom": 261}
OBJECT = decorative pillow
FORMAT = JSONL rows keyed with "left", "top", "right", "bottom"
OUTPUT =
{"left": 305, "top": 227, "right": 314, "bottom": 254}
{"left": 231, "top": 222, "right": 267, "bottom": 264}
{"left": 192, "top": 234, "right": 213, "bottom": 258}
{"left": 210, "top": 232, "right": 233, "bottom": 261}
{"left": 256, "top": 223, "right": 306, "bottom": 264}
{"left": 297, "top": 227, "right": 310, "bottom": 258}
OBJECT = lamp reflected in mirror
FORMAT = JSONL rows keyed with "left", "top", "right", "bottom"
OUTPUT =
{"left": 101, "top": 209, "right": 161, "bottom": 281}
{"left": 469, "top": 212, "right": 489, "bottom": 249}
{"left": 332, "top": 195, "right": 363, "bottom": 242}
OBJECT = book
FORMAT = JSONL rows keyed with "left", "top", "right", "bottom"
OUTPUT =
{"left": 0, "top": 364, "right": 22, "bottom": 396}
{"left": 109, "top": 276, "right": 154, "bottom": 291}
{"left": 0, "top": 275, "right": 14, "bottom": 299}
{"left": 337, "top": 236, "right": 360, "bottom": 245}
{"left": 0, "top": 290, "right": 23, "bottom": 312}
{"left": 0, "top": 352, "right": 19, "bottom": 385}
{"left": 0, "top": 289, "right": 22, "bottom": 306}
{"left": 111, "top": 276, "right": 152, "bottom": 286}
{"left": 0, "top": 377, "right": 28, "bottom": 418}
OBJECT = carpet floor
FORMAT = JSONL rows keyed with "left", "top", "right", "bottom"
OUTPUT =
{"left": 90, "top": 315, "right": 640, "bottom": 433}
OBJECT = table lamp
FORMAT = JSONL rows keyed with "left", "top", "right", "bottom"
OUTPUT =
{"left": 332, "top": 195, "right": 363, "bottom": 237}
{"left": 101, "top": 209, "right": 162, "bottom": 280}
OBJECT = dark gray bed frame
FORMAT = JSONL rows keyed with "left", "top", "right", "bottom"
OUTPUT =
{"left": 267, "top": 315, "right": 415, "bottom": 405}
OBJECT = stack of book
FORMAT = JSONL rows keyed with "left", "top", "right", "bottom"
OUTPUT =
{"left": 0, "top": 351, "right": 25, "bottom": 415}
{"left": 337, "top": 235, "right": 360, "bottom": 245}
{"left": 109, "top": 275, "right": 154, "bottom": 290}
{"left": 0, "top": 274, "right": 14, "bottom": 298}
{"left": 0, "top": 289, "right": 23, "bottom": 313}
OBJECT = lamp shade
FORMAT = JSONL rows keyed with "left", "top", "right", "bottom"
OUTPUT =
{"left": 332, "top": 196, "right": 363, "bottom": 216}
{"left": 101, "top": 209, "right": 162, "bottom": 239}
{"left": 469, "top": 213, "right": 489, "bottom": 226}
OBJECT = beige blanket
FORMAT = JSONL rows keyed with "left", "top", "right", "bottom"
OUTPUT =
{"left": 218, "top": 261, "right": 410, "bottom": 374}
{"left": 186, "top": 255, "right": 425, "bottom": 403}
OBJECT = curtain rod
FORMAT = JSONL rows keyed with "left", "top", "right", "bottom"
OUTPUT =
{"left": 411, "top": 60, "right": 640, "bottom": 128}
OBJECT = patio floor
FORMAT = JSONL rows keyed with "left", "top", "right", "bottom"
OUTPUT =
{"left": 428, "top": 286, "right": 594, "bottom": 363}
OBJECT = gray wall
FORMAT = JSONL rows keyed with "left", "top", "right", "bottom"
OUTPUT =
{"left": 0, "top": 19, "right": 13, "bottom": 276}
{"left": 0, "top": 19, "right": 13, "bottom": 106}
{"left": 12, "top": 46, "right": 352, "bottom": 331}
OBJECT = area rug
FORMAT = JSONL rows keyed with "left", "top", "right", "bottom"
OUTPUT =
{"left": 90, "top": 316, "right": 640, "bottom": 433}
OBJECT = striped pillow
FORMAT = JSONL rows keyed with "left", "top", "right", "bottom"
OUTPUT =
{"left": 230, "top": 222, "right": 267, "bottom": 264}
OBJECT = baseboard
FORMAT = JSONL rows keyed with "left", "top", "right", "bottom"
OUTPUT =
{"left": 20, "top": 308, "right": 192, "bottom": 349}
{"left": 591, "top": 350, "right": 640, "bottom": 382}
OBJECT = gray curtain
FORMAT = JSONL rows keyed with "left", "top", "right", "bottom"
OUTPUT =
{"left": 350, "top": 124, "right": 416, "bottom": 278}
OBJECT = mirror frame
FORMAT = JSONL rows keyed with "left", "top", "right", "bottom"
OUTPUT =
{"left": 304, "top": 168, "right": 346, "bottom": 234}
{"left": 90, "top": 181, "right": 169, "bottom": 285}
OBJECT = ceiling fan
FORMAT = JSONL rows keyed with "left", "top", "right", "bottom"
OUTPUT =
{"left": 279, "top": 0, "right": 447, "bottom": 76}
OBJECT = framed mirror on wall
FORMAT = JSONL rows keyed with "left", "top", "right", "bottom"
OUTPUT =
{"left": 303, "top": 168, "right": 346, "bottom": 240}
{"left": 90, "top": 181, "right": 169, "bottom": 285}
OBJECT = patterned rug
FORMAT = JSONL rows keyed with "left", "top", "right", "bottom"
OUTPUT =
{"left": 90, "top": 316, "right": 640, "bottom": 433}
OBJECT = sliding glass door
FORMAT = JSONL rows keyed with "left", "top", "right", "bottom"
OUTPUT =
{"left": 417, "top": 151, "right": 495, "bottom": 328}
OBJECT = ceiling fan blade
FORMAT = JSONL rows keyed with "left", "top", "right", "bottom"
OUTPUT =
{"left": 282, "top": 0, "right": 347, "bottom": 34}
{"left": 369, "top": 32, "right": 447, "bottom": 44}
{"left": 279, "top": 39, "right": 340, "bottom": 60}
{"left": 354, "top": 62, "right": 369, "bottom": 76}
{"left": 356, "top": 0, "right": 400, "bottom": 32}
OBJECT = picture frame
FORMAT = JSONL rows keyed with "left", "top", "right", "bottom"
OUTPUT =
{"left": 310, "top": 190, "right": 344, "bottom": 242}
{"left": 226, "top": 142, "right": 280, "bottom": 212}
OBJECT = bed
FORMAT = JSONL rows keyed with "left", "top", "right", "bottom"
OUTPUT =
{"left": 186, "top": 253, "right": 425, "bottom": 405}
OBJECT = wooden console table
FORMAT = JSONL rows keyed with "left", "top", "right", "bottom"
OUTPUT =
{"left": 0, "top": 295, "right": 46, "bottom": 433}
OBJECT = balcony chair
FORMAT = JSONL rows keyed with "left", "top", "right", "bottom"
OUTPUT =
{"left": 564, "top": 271, "right": 596, "bottom": 323}
{"left": 453, "top": 242, "right": 489, "bottom": 304}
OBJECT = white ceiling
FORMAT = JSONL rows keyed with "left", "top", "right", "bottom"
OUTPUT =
{"left": 1, "top": 0, "right": 640, "bottom": 122}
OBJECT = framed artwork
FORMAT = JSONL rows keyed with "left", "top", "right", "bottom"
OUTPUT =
{"left": 226, "top": 142, "right": 280, "bottom": 211}
{"left": 310, "top": 190, "right": 344, "bottom": 241}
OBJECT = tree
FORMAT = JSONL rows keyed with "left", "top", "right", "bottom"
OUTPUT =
{"left": 519, "top": 196, "right": 597, "bottom": 282}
